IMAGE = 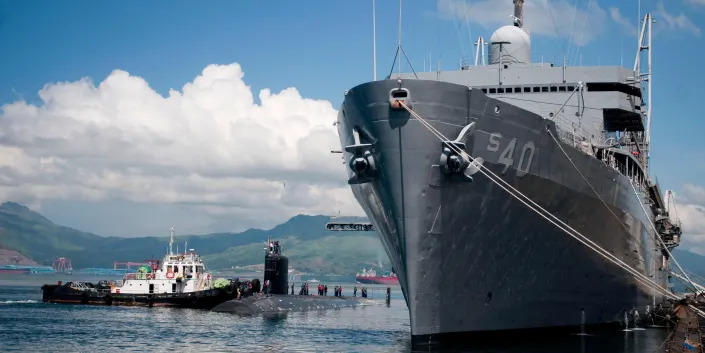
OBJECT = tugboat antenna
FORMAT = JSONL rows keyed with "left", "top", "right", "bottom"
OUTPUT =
{"left": 169, "top": 225, "right": 175, "bottom": 255}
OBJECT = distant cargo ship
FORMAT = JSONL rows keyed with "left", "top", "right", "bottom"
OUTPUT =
{"left": 355, "top": 269, "right": 399, "bottom": 285}
{"left": 0, "top": 265, "right": 54, "bottom": 274}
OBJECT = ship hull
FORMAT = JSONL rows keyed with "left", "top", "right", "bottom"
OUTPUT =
{"left": 355, "top": 276, "right": 399, "bottom": 285}
{"left": 41, "top": 284, "right": 240, "bottom": 309}
{"left": 336, "top": 79, "right": 666, "bottom": 344}
{"left": 0, "top": 269, "right": 30, "bottom": 274}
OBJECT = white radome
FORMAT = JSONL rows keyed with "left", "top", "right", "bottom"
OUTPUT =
{"left": 488, "top": 25, "right": 531, "bottom": 65}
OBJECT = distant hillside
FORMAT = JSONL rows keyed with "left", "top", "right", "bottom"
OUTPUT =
{"left": 672, "top": 249, "right": 705, "bottom": 277}
{"left": 0, "top": 202, "right": 387, "bottom": 275}
{"left": 204, "top": 235, "right": 389, "bottom": 275}
{"left": 5, "top": 201, "right": 705, "bottom": 278}
{"left": 0, "top": 247, "right": 38, "bottom": 266}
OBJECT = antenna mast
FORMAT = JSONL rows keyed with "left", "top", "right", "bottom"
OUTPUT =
{"left": 169, "top": 225, "right": 175, "bottom": 255}
{"left": 633, "top": 13, "right": 653, "bottom": 171}
{"left": 398, "top": 0, "right": 402, "bottom": 77}
{"left": 474, "top": 36, "right": 486, "bottom": 66}
{"left": 513, "top": 0, "right": 524, "bottom": 28}
{"left": 373, "top": 0, "right": 377, "bottom": 81}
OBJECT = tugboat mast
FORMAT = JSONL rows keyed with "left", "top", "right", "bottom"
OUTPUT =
{"left": 169, "top": 225, "right": 175, "bottom": 255}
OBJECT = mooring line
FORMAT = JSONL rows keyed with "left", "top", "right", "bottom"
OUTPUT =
{"left": 397, "top": 100, "right": 683, "bottom": 304}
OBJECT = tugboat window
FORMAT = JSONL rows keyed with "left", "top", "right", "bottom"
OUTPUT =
{"left": 489, "top": 88, "right": 497, "bottom": 94}
{"left": 533, "top": 87, "right": 540, "bottom": 93}
{"left": 523, "top": 87, "right": 530, "bottom": 93}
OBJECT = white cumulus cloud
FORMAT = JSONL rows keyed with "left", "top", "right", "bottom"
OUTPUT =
{"left": 437, "top": 0, "right": 608, "bottom": 46}
{"left": 686, "top": 0, "right": 705, "bottom": 6}
{"left": 0, "top": 63, "right": 363, "bottom": 233}
{"left": 610, "top": 7, "right": 637, "bottom": 37}
{"left": 655, "top": 1, "right": 701, "bottom": 37}
{"left": 674, "top": 184, "right": 705, "bottom": 254}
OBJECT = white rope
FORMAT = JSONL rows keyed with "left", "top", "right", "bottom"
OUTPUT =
{"left": 549, "top": 127, "right": 700, "bottom": 294}
{"left": 397, "top": 101, "right": 681, "bottom": 302}
{"left": 547, "top": 129, "right": 627, "bottom": 225}
{"left": 671, "top": 271, "right": 705, "bottom": 293}
{"left": 629, "top": 181, "right": 701, "bottom": 293}
{"left": 689, "top": 304, "right": 705, "bottom": 319}
{"left": 547, "top": 130, "right": 667, "bottom": 264}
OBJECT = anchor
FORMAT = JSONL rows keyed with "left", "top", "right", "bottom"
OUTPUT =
{"left": 346, "top": 128, "right": 377, "bottom": 185}
{"left": 439, "top": 122, "right": 481, "bottom": 182}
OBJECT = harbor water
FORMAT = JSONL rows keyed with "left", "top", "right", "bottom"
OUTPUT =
{"left": 1, "top": 274, "right": 670, "bottom": 352}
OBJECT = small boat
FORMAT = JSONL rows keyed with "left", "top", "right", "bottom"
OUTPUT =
{"left": 355, "top": 268, "right": 399, "bottom": 285}
{"left": 41, "top": 226, "right": 259, "bottom": 308}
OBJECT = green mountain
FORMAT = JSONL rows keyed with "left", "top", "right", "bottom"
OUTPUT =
{"left": 0, "top": 202, "right": 388, "bottom": 275}
{"left": 5, "top": 201, "right": 705, "bottom": 279}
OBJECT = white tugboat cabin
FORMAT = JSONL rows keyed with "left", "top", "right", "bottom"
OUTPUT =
{"left": 111, "top": 226, "right": 213, "bottom": 295}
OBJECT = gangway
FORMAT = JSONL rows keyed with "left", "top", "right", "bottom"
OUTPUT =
{"left": 325, "top": 216, "right": 375, "bottom": 231}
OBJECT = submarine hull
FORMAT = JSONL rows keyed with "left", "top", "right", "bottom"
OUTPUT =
{"left": 212, "top": 294, "right": 375, "bottom": 314}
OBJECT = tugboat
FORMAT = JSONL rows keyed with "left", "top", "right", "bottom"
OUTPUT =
{"left": 42, "top": 226, "right": 258, "bottom": 308}
{"left": 355, "top": 268, "right": 399, "bottom": 285}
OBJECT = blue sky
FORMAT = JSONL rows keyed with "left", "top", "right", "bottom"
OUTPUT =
{"left": 0, "top": 0, "right": 704, "bottom": 243}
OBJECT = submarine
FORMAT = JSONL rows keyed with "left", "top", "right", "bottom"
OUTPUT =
{"left": 212, "top": 239, "right": 379, "bottom": 314}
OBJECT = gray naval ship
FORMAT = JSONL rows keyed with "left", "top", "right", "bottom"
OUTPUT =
{"left": 333, "top": 0, "right": 683, "bottom": 345}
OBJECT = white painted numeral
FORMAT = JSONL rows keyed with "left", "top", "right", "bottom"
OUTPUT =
{"left": 517, "top": 142, "right": 535, "bottom": 177}
{"left": 487, "top": 133, "right": 501, "bottom": 152}
{"left": 486, "top": 133, "right": 536, "bottom": 177}
{"left": 499, "top": 138, "right": 516, "bottom": 174}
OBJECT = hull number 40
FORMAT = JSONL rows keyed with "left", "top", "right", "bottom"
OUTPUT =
{"left": 487, "top": 133, "right": 535, "bottom": 177}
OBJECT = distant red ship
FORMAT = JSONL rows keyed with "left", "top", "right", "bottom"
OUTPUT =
{"left": 355, "top": 268, "right": 399, "bottom": 285}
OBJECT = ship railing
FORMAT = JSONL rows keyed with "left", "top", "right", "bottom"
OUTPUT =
{"left": 123, "top": 273, "right": 156, "bottom": 280}
{"left": 325, "top": 222, "right": 375, "bottom": 231}
{"left": 554, "top": 125, "right": 591, "bottom": 149}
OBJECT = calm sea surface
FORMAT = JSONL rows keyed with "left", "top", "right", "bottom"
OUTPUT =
{"left": 0, "top": 274, "right": 670, "bottom": 352}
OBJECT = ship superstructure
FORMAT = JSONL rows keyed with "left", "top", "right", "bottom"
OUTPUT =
{"left": 111, "top": 226, "right": 213, "bottom": 295}
{"left": 335, "top": 0, "right": 682, "bottom": 345}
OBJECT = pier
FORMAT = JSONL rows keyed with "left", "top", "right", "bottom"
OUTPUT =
{"left": 666, "top": 299, "right": 705, "bottom": 352}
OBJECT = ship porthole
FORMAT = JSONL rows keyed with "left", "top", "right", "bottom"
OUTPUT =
{"left": 494, "top": 105, "right": 500, "bottom": 114}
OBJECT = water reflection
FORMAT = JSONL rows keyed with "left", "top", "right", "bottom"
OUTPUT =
{"left": 407, "top": 329, "right": 669, "bottom": 353}
{"left": 0, "top": 279, "right": 673, "bottom": 352}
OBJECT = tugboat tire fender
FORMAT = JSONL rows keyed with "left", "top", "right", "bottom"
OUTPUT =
{"left": 104, "top": 295, "right": 112, "bottom": 306}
